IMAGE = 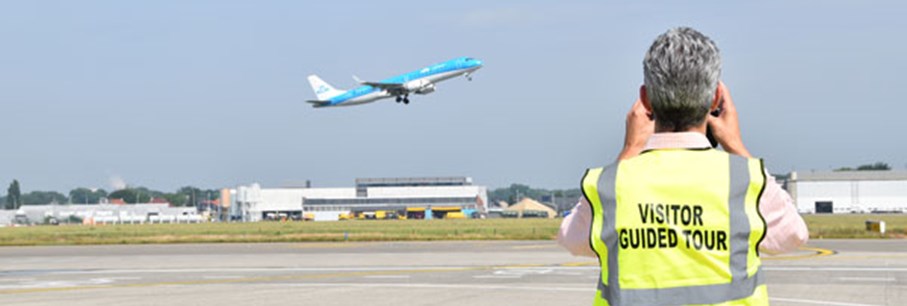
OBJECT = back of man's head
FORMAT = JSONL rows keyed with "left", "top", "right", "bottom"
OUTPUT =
{"left": 643, "top": 27, "right": 721, "bottom": 132}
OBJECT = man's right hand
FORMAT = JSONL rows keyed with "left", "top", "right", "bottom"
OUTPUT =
{"left": 706, "top": 81, "right": 751, "bottom": 158}
{"left": 618, "top": 99, "right": 655, "bottom": 160}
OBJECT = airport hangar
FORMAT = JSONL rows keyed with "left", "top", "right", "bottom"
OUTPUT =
{"left": 228, "top": 177, "right": 489, "bottom": 221}
{"left": 787, "top": 170, "right": 907, "bottom": 213}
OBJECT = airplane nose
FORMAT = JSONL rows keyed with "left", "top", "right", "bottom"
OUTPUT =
{"left": 474, "top": 59, "right": 483, "bottom": 67}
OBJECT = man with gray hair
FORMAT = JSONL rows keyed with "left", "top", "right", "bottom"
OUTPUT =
{"left": 558, "top": 27, "right": 808, "bottom": 305}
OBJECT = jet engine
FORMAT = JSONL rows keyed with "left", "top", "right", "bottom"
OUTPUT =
{"left": 404, "top": 79, "right": 435, "bottom": 94}
{"left": 414, "top": 83, "right": 436, "bottom": 94}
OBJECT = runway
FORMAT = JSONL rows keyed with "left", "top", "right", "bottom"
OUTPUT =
{"left": 0, "top": 240, "right": 904, "bottom": 305}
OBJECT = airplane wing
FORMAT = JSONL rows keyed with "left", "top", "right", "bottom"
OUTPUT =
{"left": 306, "top": 100, "right": 332, "bottom": 108}
{"left": 361, "top": 81, "right": 404, "bottom": 90}
{"left": 353, "top": 76, "right": 409, "bottom": 95}
{"left": 361, "top": 82, "right": 410, "bottom": 97}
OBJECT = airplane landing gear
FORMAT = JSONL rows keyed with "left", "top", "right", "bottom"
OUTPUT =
{"left": 465, "top": 73, "right": 473, "bottom": 81}
{"left": 403, "top": 94, "right": 410, "bottom": 104}
{"left": 395, "top": 96, "right": 402, "bottom": 103}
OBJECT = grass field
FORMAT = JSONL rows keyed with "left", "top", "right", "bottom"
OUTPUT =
{"left": 0, "top": 219, "right": 561, "bottom": 246}
{"left": 1, "top": 214, "right": 905, "bottom": 246}
{"left": 802, "top": 213, "right": 907, "bottom": 239}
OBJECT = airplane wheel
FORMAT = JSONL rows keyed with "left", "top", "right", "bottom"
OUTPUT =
{"left": 403, "top": 99, "right": 410, "bottom": 104}
{"left": 395, "top": 96, "right": 402, "bottom": 102}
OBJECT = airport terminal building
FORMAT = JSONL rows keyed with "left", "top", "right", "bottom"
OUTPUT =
{"left": 787, "top": 170, "right": 907, "bottom": 213}
{"left": 230, "top": 177, "right": 488, "bottom": 221}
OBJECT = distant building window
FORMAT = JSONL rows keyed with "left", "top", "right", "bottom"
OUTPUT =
{"left": 303, "top": 197, "right": 476, "bottom": 207}
{"left": 815, "top": 201, "right": 833, "bottom": 214}
{"left": 356, "top": 186, "right": 367, "bottom": 198}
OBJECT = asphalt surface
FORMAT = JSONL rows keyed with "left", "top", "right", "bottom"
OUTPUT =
{"left": 0, "top": 240, "right": 904, "bottom": 306}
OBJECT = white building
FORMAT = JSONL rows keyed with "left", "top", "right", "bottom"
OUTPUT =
{"left": 231, "top": 177, "right": 488, "bottom": 222}
{"left": 0, "top": 203, "right": 200, "bottom": 226}
{"left": 787, "top": 170, "right": 907, "bottom": 213}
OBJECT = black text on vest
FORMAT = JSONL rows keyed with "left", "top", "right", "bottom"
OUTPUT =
{"left": 617, "top": 203, "right": 728, "bottom": 251}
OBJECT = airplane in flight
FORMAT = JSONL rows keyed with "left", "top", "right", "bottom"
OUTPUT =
{"left": 306, "top": 57, "right": 483, "bottom": 108}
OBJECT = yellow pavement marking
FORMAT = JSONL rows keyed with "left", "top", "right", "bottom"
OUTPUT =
{"left": 560, "top": 261, "right": 597, "bottom": 267}
{"left": 761, "top": 246, "right": 836, "bottom": 261}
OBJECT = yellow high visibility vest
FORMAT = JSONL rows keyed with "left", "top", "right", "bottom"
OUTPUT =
{"left": 583, "top": 149, "right": 768, "bottom": 306}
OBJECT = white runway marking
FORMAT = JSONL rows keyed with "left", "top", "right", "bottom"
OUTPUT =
{"left": 362, "top": 275, "right": 410, "bottom": 279}
{"left": 6, "top": 266, "right": 595, "bottom": 276}
{"left": 13, "top": 266, "right": 471, "bottom": 275}
{"left": 765, "top": 267, "right": 907, "bottom": 272}
{"left": 276, "top": 282, "right": 592, "bottom": 292}
{"left": 14, "top": 265, "right": 907, "bottom": 277}
{"left": 474, "top": 267, "right": 554, "bottom": 279}
{"left": 769, "top": 297, "right": 881, "bottom": 306}
{"left": 836, "top": 276, "right": 897, "bottom": 282}
{"left": 0, "top": 278, "right": 35, "bottom": 282}
{"left": 473, "top": 275, "right": 521, "bottom": 279}
{"left": 0, "top": 277, "right": 137, "bottom": 290}
{"left": 202, "top": 276, "right": 243, "bottom": 280}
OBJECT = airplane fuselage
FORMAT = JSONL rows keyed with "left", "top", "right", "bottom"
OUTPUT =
{"left": 318, "top": 57, "right": 482, "bottom": 107}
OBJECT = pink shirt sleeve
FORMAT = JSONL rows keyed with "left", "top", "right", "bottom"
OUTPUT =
{"left": 557, "top": 197, "right": 596, "bottom": 257}
{"left": 556, "top": 173, "right": 808, "bottom": 257}
{"left": 757, "top": 173, "right": 809, "bottom": 254}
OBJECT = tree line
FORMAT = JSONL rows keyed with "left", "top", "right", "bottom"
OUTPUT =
{"left": 834, "top": 162, "right": 892, "bottom": 172}
{"left": 2, "top": 179, "right": 219, "bottom": 209}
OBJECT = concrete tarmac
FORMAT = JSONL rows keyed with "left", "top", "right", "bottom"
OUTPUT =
{"left": 0, "top": 240, "right": 904, "bottom": 306}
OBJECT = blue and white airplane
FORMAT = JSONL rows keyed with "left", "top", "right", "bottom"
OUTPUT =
{"left": 306, "top": 57, "right": 483, "bottom": 108}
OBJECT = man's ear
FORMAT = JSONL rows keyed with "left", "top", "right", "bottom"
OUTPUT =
{"left": 639, "top": 85, "right": 653, "bottom": 113}
{"left": 710, "top": 85, "right": 722, "bottom": 112}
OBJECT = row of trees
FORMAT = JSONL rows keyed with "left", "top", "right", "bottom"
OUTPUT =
{"left": 1, "top": 180, "right": 219, "bottom": 208}
{"left": 4, "top": 180, "right": 21, "bottom": 210}
{"left": 834, "top": 162, "right": 892, "bottom": 172}
{"left": 105, "top": 186, "right": 219, "bottom": 206}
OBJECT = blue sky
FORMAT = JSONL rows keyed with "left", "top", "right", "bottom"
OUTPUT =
{"left": 1, "top": 1, "right": 905, "bottom": 193}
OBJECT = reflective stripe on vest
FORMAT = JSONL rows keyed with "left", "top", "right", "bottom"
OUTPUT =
{"left": 582, "top": 149, "right": 768, "bottom": 306}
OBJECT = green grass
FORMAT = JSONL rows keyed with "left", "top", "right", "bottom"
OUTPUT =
{"left": 802, "top": 213, "right": 907, "bottom": 239}
{"left": 0, "top": 219, "right": 562, "bottom": 246}
{"left": 2, "top": 214, "right": 905, "bottom": 246}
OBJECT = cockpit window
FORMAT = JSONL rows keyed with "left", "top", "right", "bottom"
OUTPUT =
{"left": 465, "top": 58, "right": 473, "bottom": 61}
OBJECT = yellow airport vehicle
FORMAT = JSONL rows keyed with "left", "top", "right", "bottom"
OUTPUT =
{"left": 445, "top": 212, "right": 466, "bottom": 219}
{"left": 432, "top": 206, "right": 461, "bottom": 212}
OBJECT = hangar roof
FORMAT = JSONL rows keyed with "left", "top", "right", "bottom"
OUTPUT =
{"left": 355, "top": 177, "right": 471, "bottom": 188}
{"left": 792, "top": 170, "right": 907, "bottom": 182}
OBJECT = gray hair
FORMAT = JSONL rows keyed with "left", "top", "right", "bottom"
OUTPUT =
{"left": 643, "top": 27, "right": 721, "bottom": 131}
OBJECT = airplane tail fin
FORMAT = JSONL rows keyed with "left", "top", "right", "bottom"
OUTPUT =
{"left": 307, "top": 75, "right": 346, "bottom": 101}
